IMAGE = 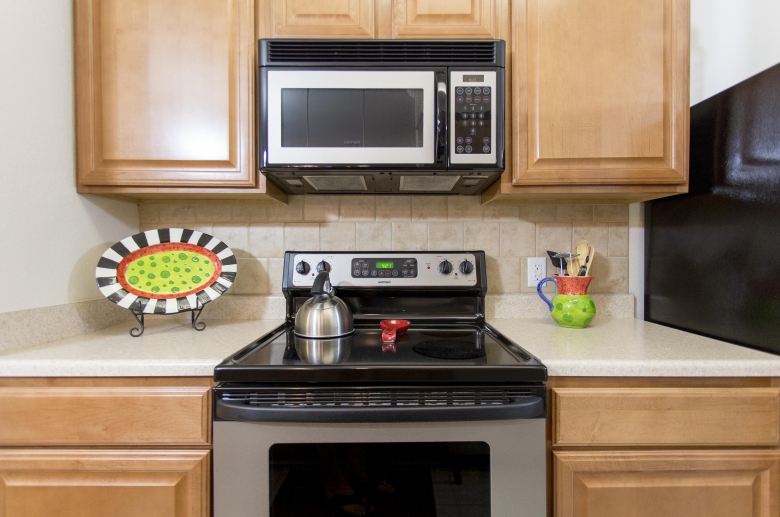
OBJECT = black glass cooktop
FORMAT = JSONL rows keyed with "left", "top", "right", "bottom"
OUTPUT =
{"left": 214, "top": 322, "right": 547, "bottom": 384}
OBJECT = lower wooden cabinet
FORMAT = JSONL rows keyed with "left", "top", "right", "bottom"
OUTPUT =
{"left": 0, "top": 449, "right": 210, "bottom": 517}
{"left": 554, "top": 450, "right": 780, "bottom": 517}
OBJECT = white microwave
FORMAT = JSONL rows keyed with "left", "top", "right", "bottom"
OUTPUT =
{"left": 258, "top": 39, "right": 505, "bottom": 195}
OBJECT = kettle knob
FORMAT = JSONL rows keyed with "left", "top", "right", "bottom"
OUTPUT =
{"left": 311, "top": 271, "right": 331, "bottom": 295}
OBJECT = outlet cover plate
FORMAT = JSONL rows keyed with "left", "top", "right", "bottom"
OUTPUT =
{"left": 527, "top": 257, "right": 547, "bottom": 287}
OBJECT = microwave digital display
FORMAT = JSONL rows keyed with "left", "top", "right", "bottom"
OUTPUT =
{"left": 463, "top": 75, "right": 485, "bottom": 82}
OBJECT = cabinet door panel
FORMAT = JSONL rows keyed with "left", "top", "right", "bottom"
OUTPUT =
{"left": 0, "top": 450, "right": 209, "bottom": 517}
{"left": 75, "top": 0, "right": 255, "bottom": 187}
{"left": 555, "top": 451, "right": 780, "bottom": 517}
{"left": 513, "top": 0, "right": 689, "bottom": 186}
{"left": 392, "top": 0, "right": 498, "bottom": 38}
{"left": 263, "top": 0, "right": 375, "bottom": 38}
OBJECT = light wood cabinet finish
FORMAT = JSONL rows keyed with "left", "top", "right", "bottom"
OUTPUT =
{"left": 74, "top": 0, "right": 281, "bottom": 198}
{"left": 511, "top": 0, "right": 689, "bottom": 187}
{"left": 259, "top": 0, "right": 375, "bottom": 38}
{"left": 554, "top": 450, "right": 780, "bottom": 517}
{"left": 0, "top": 450, "right": 209, "bottom": 517}
{"left": 0, "top": 386, "right": 210, "bottom": 446}
{"left": 552, "top": 387, "right": 780, "bottom": 447}
{"left": 391, "top": 0, "right": 499, "bottom": 38}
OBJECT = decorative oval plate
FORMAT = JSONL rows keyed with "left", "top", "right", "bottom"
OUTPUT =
{"left": 95, "top": 228, "right": 237, "bottom": 314}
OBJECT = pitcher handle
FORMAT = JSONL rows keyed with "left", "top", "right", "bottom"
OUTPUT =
{"left": 537, "top": 277, "right": 558, "bottom": 312}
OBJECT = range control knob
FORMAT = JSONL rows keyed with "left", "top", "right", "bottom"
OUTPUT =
{"left": 295, "top": 261, "right": 310, "bottom": 275}
{"left": 459, "top": 260, "right": 474, "bottom": 275}
{"left": 316, "top": 260, "right": 331, "bottom": 273}
{"left": 438, "top": 260, "right": 453, "bottom": 275}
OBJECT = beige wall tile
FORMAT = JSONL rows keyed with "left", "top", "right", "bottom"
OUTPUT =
{"left": 248, "top": 224, "right": 284, "bottom": 258}
{"left": 376, "top": 196, "right": 412, "bottom": 220}
{"left": 571, "top": 223, "right": 609, "bottom": 259}
{"left": 593, "top": 204, "right": 629, "bottom": 222}
{"left": 447, "top": 196, "right": 484, "bottom": 221}
{"left": 428, "top": 222, "right": 464, "bottom": 250}
{"left": 197, "top": 204, "right": 232, "bottom": 223}
{"left": 499, "top": 221, "right": 536, "bottom": 257}
{"left": 411, "top": 196, "right": 447, "bottom": 221}
{"left": 609, "top": 223, "right": 629, "bottom": 257}
{"left": 536, "top": 223, "right": 573, "bottom": 257}
{"left": 267, "top": 258, "right": 285, "bottom": 294}
{"left": 589, "top": 257, "right": 628, "bottom": 293}
{"left": 485, "top": 256, "right": 521, "bottom": 293}
{"left": 138, "top": 205, "right": 159, "bottom": 222}
{"left": 213, "top": 224, "right": 249, "bottom": 258}
{"left": 232, "top": 258, "right": 269, "bottom": 294}
{"left": 340, "top": 195, "right": 376, "bottom": 221}
{"left": 304, "top": 195, "right": 340, "bottom": 222}
{"left": 393, "top": 222, "right": 428, "bottom": 251}
{"left": 158, "top": 205, "right": 196, "bottom": 224}
{"left": 519, "top": 205, "right": 556, "bottom": 222}
{"left": 231, "top": 204, "right": 267, "bottom": 223}
{"left": 464, "top": 222, "right": 499, "bottom": 256}
{"left": 320, "top": 223, "right": 356, "bottom": 251}
{"left": 138, "top": 221, "right": 159, "bottom": 232}
{"left": 267, "top": 195, "right": 303, "bottom": 222}
{"left": 186, "top": 224, "right": 214, "bottom": 236}
{"left": 484, "top": 204, "right": 520, "bottom": 221}
{"left": 556, "top": 205, "right": 593, "bottom": 221}
{"left": 284, "top": 223, "right": 320, "bottom": 250}
{"left": 357, "top": 222, "right": 392, "bottom": 251}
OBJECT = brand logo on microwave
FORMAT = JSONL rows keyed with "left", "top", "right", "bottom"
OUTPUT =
{"left": 344, "top": 140, "right": 362, "bottom": 146}
{"left": 379, "top": 280, "right": 391, "bottom": 283}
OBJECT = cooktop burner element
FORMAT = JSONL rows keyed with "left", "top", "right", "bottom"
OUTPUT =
{"left": 412, "top": 340, "right": 486, "bottom": 360}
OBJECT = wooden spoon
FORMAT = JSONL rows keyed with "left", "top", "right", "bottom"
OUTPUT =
{"left": 585, "top": 244, "right": 595, "bottom": 275}
{"left": 575, "top": 240, "right": 590, "bottom": 276}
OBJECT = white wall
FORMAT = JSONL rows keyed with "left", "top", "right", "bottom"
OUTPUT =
{"left": 0, "top": 1, "right": 138, "bottom": 314}
{"left": 691, "top": 0, "right": 780, "bottom": 105}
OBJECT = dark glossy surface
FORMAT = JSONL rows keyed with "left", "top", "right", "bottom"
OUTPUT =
{"left": 646, "top": 63, "right": 780, "bottom": 354}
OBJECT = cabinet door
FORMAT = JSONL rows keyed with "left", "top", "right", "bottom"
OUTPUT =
{"left": 75, "top": 0, "right": 255, "bottom": 188}
{"left": 259, "top": 0, "right": 375, "bottom": 38}
{"left": 0, "top": 450, "right": 209, "bottom": 517}
{"left": 512, "top": 0, "right": 689, "bottom": 186}
{"left": 555, "top": 450, "right": 780, "bottom": 517}
{"left": 391, "top": 0, "right": 500, "bottom": 38}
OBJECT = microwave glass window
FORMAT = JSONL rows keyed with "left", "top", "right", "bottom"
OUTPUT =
{"left": 280, "top": 88, "right": 424, "bottom": 148}
{"left": 269, "top": 442, "right": 490, "bottom": 516}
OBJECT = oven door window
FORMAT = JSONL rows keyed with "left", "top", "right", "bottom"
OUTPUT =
{"left": 267, "top": 71, "right": 436, "bottom": 165}
{"left": 269, "top": 442, "right": 490, "bottom": 516}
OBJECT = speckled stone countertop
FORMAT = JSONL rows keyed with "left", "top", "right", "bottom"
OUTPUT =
{"left": 0, "top": 317, "right": 778, "bottom": 378}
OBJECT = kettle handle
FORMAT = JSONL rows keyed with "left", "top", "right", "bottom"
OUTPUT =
{"left": 311, "top": 271, "right": 331, "bottom": 295}
{"left": 537, "top": 277, "right": 558, "bottom": 312}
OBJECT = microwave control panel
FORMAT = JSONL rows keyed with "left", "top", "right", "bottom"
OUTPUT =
{"left": 449, "top": 71, "right": 497, "bottom": 165}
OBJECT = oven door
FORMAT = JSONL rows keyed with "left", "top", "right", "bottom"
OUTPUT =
{"left": 263, "top": 69, "right": 444, "bottom": 167}
{"left": 213, "top": 391, "right": 545, "bottom": 517}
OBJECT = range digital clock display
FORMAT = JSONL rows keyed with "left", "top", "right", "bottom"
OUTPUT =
{"left": 375, "top": 261, "right": 394, "bottom": 269}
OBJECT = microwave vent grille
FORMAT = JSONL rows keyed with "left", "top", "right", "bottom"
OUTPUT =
{"left": 263, "top": 40, "right": 501, "bottom": 66}
{"left": 399, "top": 176, "right": 460, "bottom": 192}
{"left": 304, "top": 176, "right": 368, "bottom": 191}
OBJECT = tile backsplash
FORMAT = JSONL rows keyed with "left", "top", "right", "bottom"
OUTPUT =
{"left": 139, "top": 196, "right": 629, "bottom": 295}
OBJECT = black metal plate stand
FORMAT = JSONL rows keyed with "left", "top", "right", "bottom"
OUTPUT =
{"left": 129, "top": 306, "right": 207, "bottom": 337}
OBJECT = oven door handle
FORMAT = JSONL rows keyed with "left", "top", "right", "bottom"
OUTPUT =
{"left": 435, "top": 72, "right": 447, "bottom": 164}
{"left": 216, "top": 395, "right": 544, "bottom": 423}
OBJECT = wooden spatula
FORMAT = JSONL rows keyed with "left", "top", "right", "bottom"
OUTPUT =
{"left": 575, "top": 240, "right": 590, "bottom": 276}
{"left": 584, "top": 244, "right": 595, "bottom": 275}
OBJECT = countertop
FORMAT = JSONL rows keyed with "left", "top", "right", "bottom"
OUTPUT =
{"left": 1, "top": 317, "right": 779, "bottom": 378}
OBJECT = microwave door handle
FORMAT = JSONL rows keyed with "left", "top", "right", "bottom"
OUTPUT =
{"left": 435, "top": 72, "right": 447, "bottom": 163}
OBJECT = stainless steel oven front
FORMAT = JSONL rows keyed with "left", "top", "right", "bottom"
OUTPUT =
{"left": 258, "top": 39, "right": 506, "bottom": 195}
{"left": 214, "top": 415, "right": 545, "bottom": 517}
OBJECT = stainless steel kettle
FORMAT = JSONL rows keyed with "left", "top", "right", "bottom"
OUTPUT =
{"left": 294, "top": 271, "right": 354, "bottom": 338}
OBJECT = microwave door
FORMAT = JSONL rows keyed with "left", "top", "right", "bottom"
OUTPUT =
{"left": 266, "top": 70, "right": 438, "bottom": 166}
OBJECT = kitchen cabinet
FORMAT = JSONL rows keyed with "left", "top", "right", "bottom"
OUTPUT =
{"left": 74, "top": 0, "right": 286, "bottom": 203}
{"left": 483, "top": 0, "right": 690, "bottom": 204}
{"left": 0, "top": 378, "right": 212, "bottom": 517}
{"left": 550, "top": 378, "right": 780, "bottom": 517}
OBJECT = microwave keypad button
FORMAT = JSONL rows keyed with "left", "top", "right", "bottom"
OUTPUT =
{"left": 465, "top": 96, "right": 473, "bottom": 103}
{"left": 465, "top": 145, "right": 473, "bottom": 153}
{"left": 483, "top": 137, "right": 490, "bottom": 144}
{"left": 456, "top": 137, "right": 464, "bottom": 144}
{"left": 483, "top": 96, "right": 490, "bottom": 103}
{"left": 478, "top": 113, "right": 485, "bottom": 119}
{"left": 465, "top": 87, "right": 473, "bottom": 94}
{"left": 474, "top": 96, "right": 481, "bottom": 102}
{"left": 456, "top": 145, "right": 464, "bottom": 153}
{"left": 462, "top": 120, "right": 469, "bottom": 127}
{"left": 483, "top": 87, "right": 491, "bottom": 94}
{"left": 478, "top": 120, "right": 484, "bottom": 127}
{"left": 469, "top": 113, "right": 476, "bottom": 119}
{"left": 470, "top": 121, "right": 476, "bottom": 126}
{"left": 456, "top": 96, "right": 464, "bottom": 103}
{"left": 456, "top": 87, "right": 464, "bottom": 95}
{"left": 465, "top": 137, "right": 473, "bottom": 144}
{"left": 474, "top": 88, "right": 482, "bottom": 94}
{"left": 483, "top": 145, "right": 491, "bottom": 153}
{"left": 469, "top": 128, "right": 477, "bottom": 135}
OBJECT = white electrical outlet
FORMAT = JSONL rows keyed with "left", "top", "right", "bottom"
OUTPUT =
{"left": 527, "top": 257, "right": 547, "bottom": 287}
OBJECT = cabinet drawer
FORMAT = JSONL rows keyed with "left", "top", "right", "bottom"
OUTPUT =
{"left": 0, "top": 387, "right": 210, "bottom": 446}
{"left": 552, "top": 387, "right": 780, "bottom": 447}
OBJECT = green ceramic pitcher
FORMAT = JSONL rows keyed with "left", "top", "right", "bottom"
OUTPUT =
{"left": 537, "top": 275, "right": 596, "bottom": 328}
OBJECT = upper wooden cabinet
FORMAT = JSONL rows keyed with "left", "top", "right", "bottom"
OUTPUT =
{"left": 484, "top": 0, "right": 690, "bottom": 203}
{"left": 258, "top": 0, "right": 376, "bottom": 38}
{"left": 75, "top": 0, "right": 285, "bottom": 202}
{"left": 391, "top": 0, "right": 500, "bottom": 39}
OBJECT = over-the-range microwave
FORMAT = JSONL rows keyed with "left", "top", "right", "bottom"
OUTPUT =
{"left": 258, "top": 39, "right": 505, "bottom": 195}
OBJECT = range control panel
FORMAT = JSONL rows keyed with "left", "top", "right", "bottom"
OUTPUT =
{"left": 450, "top": 70, "right": 497, "bottom": 165}
{"left": 289, "top": 252, "right": 479, "bottom": 287}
